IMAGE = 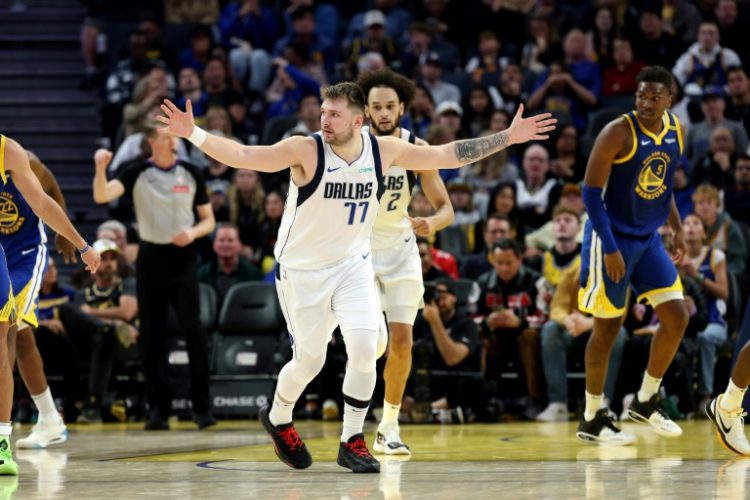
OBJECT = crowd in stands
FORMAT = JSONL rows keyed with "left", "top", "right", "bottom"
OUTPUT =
{"left": 20, "top": 0, "right": 750, "bottom": 425}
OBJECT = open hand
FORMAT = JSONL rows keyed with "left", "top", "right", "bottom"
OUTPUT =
{"left": 604, "top": 250, "right": 626, "bottom": 283}
{"left": 508, "top": 103, "right": 557, "bottom": 145}
{"left": 157, "top": 99, "right": 195, "bottom": 139}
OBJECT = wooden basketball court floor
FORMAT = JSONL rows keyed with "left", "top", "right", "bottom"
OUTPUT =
{"left": 2, "top": 419, "right": 748, "bottom": 499}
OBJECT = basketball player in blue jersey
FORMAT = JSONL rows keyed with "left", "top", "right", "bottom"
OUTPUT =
{"left": 3, "top": 152, "right": 77, "bottom": 450}
{"left": 157, "top": 85, "right": 555, "bottom": 472}
{"left": 356, "top": 69, "right": 454, "bottom": 455}
{"left": 0, "top": 134, "right": 100, "bottom": 475}
{"left": 575, "top": 66, "right": 689, "bottom": 446}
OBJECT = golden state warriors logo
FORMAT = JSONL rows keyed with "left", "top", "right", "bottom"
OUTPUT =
{"left": 635, "top": 151, "right": 670, "bottom": 200}
{"left": 0, "top": 192, "right": 24, "bottom": 234}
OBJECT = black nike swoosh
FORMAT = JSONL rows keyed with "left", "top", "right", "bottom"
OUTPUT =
{"left": 717, "top": 408, "right": 733, "bottom": 434}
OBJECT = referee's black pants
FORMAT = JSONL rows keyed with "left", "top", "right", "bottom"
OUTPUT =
{"left": 137, "top": 242, "right": 211, "bottom": 418}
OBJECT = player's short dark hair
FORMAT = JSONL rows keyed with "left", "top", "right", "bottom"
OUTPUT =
{"left": 491, "top": 238, "right": 523, "bottom": 257}
{"left": 356, "top": 69, "right": 417, "bottom": 107}
{"left": 636, "top": 66, "right": 674, "bottom": 91}
{"left": 321, "top": 82, "right": 366, "bottom": 114}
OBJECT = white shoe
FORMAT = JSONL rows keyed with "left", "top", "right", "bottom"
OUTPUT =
{"left": 620, "top": 394, "right": 634, "bottom": 422}
{"left": 374, "top": 423, "right": 411, "bottom": 455}
{"left": 536, "top": 402, "right": 569, "bottom": 422}
{"left": 627, "top": 394, "right": 683, "bottom": 437}
{"left": 576, "top": 409, "right": 637, "bottom": 446}
{"left": 706, "top": 395, "right": 750, "bottom": 456}
{"left": 16, "top": 418, "right": 68, "bottom": 449}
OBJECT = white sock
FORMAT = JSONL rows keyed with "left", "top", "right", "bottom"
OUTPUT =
{"left": 381, "top": 401, "right": 400, "bottom": 427}
{"left": 342, "top": 398, "right": 369, "bottom": 442}
{"left": 268, "top": 392, "right": 295, "bottom": 427}
{"left": 0, "top": 422, "right": 12, "bottom": 437}
{"left": 584, "top": 391, "right": 604, "bottom": 422}
{"left": 32, "top": 387, "right": 60, "bottom": 423}
{"left": 721, "top": 379, "right": 748, "bottom": 411}
{"left": 638, "top": 372, "right": 662, "bottom": 403}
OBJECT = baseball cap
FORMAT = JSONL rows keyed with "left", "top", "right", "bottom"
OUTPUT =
{"left": 436, "top": 100, "right": 463, "bottom": 117}
{"left": 364, "top": 10, "right": 386, "bottom": 28}
{"left": 434, "top": 277, "right": 456, "bottom": 296}
{"left": 93, "top": 238, "right": 120, "bottom": 255}
{"left": 561, "top": 183, "right": 582, "bottom": 197}
{"left": 423, "top": 51, "right": 442, "bottom": 66}
{"left": 701, "top": 84, "right": 725, "bottom": 101}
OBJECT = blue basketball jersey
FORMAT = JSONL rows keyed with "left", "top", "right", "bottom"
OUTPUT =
{"left": 605, "top": 111, "right": 683, "bottom": 237}
{"left": 0, "top": 174, "right": 46, "bottom": 252}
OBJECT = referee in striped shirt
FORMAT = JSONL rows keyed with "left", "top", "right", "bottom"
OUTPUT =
{"left": 93, "top": 126, "right": 216, "bottom": 430}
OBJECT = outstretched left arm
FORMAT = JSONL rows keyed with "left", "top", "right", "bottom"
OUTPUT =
{"left": 380, "top": 104, "right": 556, "bottom": 171}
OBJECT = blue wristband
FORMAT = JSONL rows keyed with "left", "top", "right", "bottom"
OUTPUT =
{"left": 78, "top": 243, "right": 90, "bottom": 254}
{"left": 581, "top": 185, "right": 618, "bottom": 254}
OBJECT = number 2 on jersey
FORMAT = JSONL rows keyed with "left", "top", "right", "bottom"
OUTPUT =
{"left": 387, "top": 192, "right": 400, "bottom": 211}
{"left": 344, "top": 201, "right": 369, "bottom": 225}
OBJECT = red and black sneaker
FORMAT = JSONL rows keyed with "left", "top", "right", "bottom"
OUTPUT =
{"left": 259, "top": 405, "right": 312, "bottom": 469}
{"left": 337, "top": 433, "right": 380, "bottom": 473}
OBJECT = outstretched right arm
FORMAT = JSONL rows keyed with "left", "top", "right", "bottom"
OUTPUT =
{"left": 157, "top": 99, "right": 311, "bottom": 173}
{"left": 581, "top": 118, "right": 630, "bottom": 282}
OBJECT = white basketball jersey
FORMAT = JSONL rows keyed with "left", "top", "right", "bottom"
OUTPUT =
{"left": 274, "top": 130, "right": 385, "bottom": 270}
{"left": 371, "top": 128, "right": 417, "bottom": 250}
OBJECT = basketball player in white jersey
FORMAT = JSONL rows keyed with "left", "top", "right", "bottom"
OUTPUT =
{"left": 356, "top": 69, "right": 454, "bottom": 455}
{"left": 157, "top": 84, "right": 555, "bottom": 473}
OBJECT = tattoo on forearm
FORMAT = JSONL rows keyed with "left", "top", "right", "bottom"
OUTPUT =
{"left": 454, "top": 131, "right": 510, "bottom": 163}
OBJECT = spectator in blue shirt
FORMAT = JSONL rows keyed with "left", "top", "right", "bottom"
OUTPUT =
{"left": 274, "top": 5, "right": 337, "bottom": 80}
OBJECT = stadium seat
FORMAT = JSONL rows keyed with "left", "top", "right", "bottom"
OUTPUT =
{"left": 260, "top": 115, "right": 299, "bottom": 145}
{"left": 584, "top": 107, "right": 626, "bottom": 138}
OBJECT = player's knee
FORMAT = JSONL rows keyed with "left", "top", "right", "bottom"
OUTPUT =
{"left": 343, "top": 329, "right": 378, "bottom": 372}
{"left": 663, "top": 301, "right": 689, "bottom": 333}
{"left": 291, "top": 351, "right": 326, "bottom": 381}
{"left": 15, "top": 329, "right": 34, "bottom": 357}
{"left": 388, "top": 328, "right": 412, "bottom": 357}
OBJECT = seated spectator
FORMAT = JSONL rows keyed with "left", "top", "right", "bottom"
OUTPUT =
{"left": 672, "top": 20, "right": 741, "bottom": 99}
{"left": 417, "top": 238, "right": 450, "bottom": 282}
{"left": 266, "top": 56, "right": 322, "bottom": 119}
{"left": 97, "top": 219, "right": 138, "bottom": 268}
{"left": 525, "top": 183, "right": 586, "bottom": 255}
{"left": 228, "top": 169, "right": 265, "bottom": 261}
{"left": 537, "top": 260, "right": 626, "bottom": 422}
{"left": 673, "top": 160, "right": 695, "bottom": 220}
{"left": 715, "top": 0, "right": 743, "bottom": 56}
{"left": 693, "top": 184, "right": 747, "bottom": 276}
{"left": 632, "top": 7, "right": 683, "bottom": 72}
{"left": 346, "top": 0, "right": 411, "bottom": 45}
{"left": 477, "top": 239, "right": 545, "bottom": 419}
{"left": 486, "top": 181, "right": 524, "bottom": 243}
{"left": 462, "top": 85, "right": 494, "bottom": 138}
{"left": 685, "top": 87, "right": 748, "bottom": 165}
{"left": 547, "top": 124, "right": 584, "bottom": 183}
{"left": 525, "top": 205, "right": 582, "bottom": 287}
{"left": 691, "top": 126, "right": 738, "bottom": 189}
{"left": 135, "top": 16, "right": 178, "bottom": 72}
{"left": 198, "top": 223, "right": 262, "bottom": 307}
{"left": 725, "top": 66, "right": 750, "bottom": 137}
{"left": 281, "top": 93, "right": 321, "bottom": 139}
{"left": 205, "top": 105, "right": 239, "bottom": 141}
{"left": 520, "top": 14, "right": 563, "bottom": 76}
{"left": 257, "top": 190, "right": 284, "bottom": 274}
{"left": 444, "top": 181, "right": 481, "bottom": 255}
{"left": 466, "top": 31, "right": 509, "bottom": 89}
{"left": 460, "top": 213, "right": 513, "bottom": 281}
{"left": 176, "top": 67, "right": 210, "bottom": 127}
{"left": 221, "top": 0, "right": 279, "bottom": 94}
{"left": 679, "top": 214, "right": 729, "bottom": 414}
{"left": 407, "top": 82, "right": 436, "bottom": 139}
{"left": 418, "top": 52, "right": 461, "bottom": 107}
{"left": 52, "top": 240, "right": 138, "bottom": 423}
{"left": 274, "top": 5, "right": 336, "bottom": 80}
{"left": 529, "top": 28, "right": 600, "bottom": 131}
{"left": 410, "top": 278, "right": 482, "bottom": 421}
{"left": 488, "top": 63, "right": 523, "bottom": 115}
{"left": 602, "top": 36, "right": 647, "bottom": 99}
{"left": 343, "top": 10, "right": 399, "bottom": 79}
{"left": 584, "top": 5, "right": 616, "bottom": 69}
{"left": 723, "top": 154, "right": 750, "bottom": 227}
{"left": 515, "top": 144, "right": 561, "bottom": 231}
{"left": 122, "top": 64, "right": 173, "bottom": 139}
{"left": 202, "top": 57, "right": 246, "bottom": 135}
{"left": 178, "top": 24, "right": 215, "bottom": 74}
{"left": 435, "top": 101, "right": 464, "bottom": 139}
{"left": 284, "top": 0, "right": 339, "bottom": 45}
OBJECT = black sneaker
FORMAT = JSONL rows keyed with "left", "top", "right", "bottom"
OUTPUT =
{"left": 144, "top": 416, "right": 170, "bottom": 431}
{"left": 576, "top": 408, "right": 636, "bottom": 446}
{"left": 258, "top": 405, "right": 312, "bottom": 469}
{"left": 194, "top": 412, "right": 217, "bottom": 430}
{"left": 337, "top": 433, "right": 380, "bottom": 473}
{"left": 627, "top": 394, "right": 683, "bottom": 437}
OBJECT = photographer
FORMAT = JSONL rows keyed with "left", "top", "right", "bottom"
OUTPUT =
{"left": 410, "top": 278, "right": 482, "bottom": 421}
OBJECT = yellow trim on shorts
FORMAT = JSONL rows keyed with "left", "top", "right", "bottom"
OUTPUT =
{"left": 637, "top": 276, "right": 683, "bottom": 307}
{"left": 578, "top": 234, "right": 625, "bottom": 318}
{"left": 13, "top": 279, "right": 39, "bottom": 328}
{"left": 0, "top": 294, "right": 16, "bottom": 322}
{"left": 613, "top": 114, "right": 637, "bottom": 164}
